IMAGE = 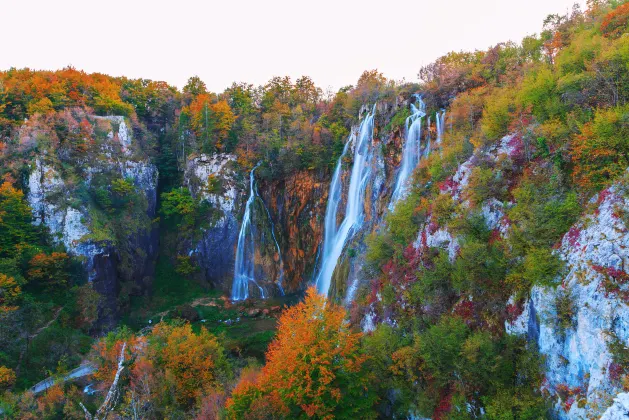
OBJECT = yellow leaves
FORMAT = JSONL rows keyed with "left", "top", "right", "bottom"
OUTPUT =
{"left": 0, "top": 365, "right": 16, "bottom": 388}
{"left": 150, "top": 323, "right": 226, "bottom": 406}
{"left": 187, "top": 95, "right": 236, "bottom": 151}
{"left": 26, "top": 97, "right": 54, "bottom": 115}
{"left": 0, "top": 273, "right": 21, "bottom": 312}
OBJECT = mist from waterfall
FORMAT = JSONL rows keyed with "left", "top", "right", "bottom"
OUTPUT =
{"left": 315, "top": 105, "right": 376, "bottom": 297}
{"left": 231, "top": 163, "right": 266, "bottom": 301}
{"left": 389, "top": 95, "right": 426, "bottom": 207}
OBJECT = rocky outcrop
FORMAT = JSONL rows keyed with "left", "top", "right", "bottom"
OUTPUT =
{"left": 601, "top": 393, "right": 629, "bottom": 419}
{"left": 185, "top": 154, "right": 241, "bottom": 292}
{"left": 25, "top": 113, "right": 158, "bottom": 325}
{"left": 185, "top": 154, "right": 330, "bottom": 297}
{"left": 259, "top": 170, "right": 329, "bottom": 293}
{"left": 509, "top": 182, "right": 629, "bottom": 418}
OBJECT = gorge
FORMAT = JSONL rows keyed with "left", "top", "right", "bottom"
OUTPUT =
{"left": 3, "top": 2, "right": 629, "bottom": 418}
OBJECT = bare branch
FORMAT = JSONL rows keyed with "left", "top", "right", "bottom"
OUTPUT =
{"left": 79, "top": 402, "right": 93, "bottom": 420}
{"left": 79, "top": 342, "right": 127, "bottom": 420}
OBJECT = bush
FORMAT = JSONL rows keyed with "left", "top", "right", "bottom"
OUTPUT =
{"left": 465, "top": 166, "right": 508, "bottom": 205}
{"left": 572, "top": 105, "right": 629, "bottom": 192}
{"left": 419, "top": 316, "right": 469, "bottom": 387}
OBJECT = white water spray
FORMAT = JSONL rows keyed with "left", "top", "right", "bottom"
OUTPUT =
{"left": 231, "top": 163, "right": 266, "bottom": 301}
{"left": 436, "top": 109, "right": 446, "bottom": 144}
{"left": 315, "top": 105, "right": 376, "bottom": 297}
{"left": 390, "top": 95, "right": 426, "bottom": 207}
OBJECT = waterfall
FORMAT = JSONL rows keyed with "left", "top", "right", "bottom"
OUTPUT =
{"left": 256, "top": 185, "right": 285, "bottom": 296}
{"left": 425, "top": 115, "right": 432, "bottom": 159}
{"left": 390, "top": 95, "right": 426, "bottom": 207}
{"left": 436, "top": 109, "right": 446, "bottom": 144}
{"left": 231, "top": 163, "right": 266, "bottom": 301}
{"left": 315, "top": 105, "right": 376, "bottom": 297}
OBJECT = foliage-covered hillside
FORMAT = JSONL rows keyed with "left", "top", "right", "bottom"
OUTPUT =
{"left": 2, "top": 0, "right": 629, "bottom": 418}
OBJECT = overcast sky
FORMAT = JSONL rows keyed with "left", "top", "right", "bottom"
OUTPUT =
{"left": 2, "top": 0, "right": 584, "bottom": 92}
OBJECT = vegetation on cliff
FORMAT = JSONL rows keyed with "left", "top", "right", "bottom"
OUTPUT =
{"left": 2, "top": 0, "right": 629, "bottom": 418}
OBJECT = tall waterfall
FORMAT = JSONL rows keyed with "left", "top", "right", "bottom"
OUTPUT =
{"left": 231, "top": 163, "right": 266, "bottom": 301}
{"left": 315, "top": 105, "right": 376, "bottom": 297}
{"left": 390, "top": 95, "right": 426, "bottom": 207}
{"left": 436, "top": 109, "right": 446, "bottom": 144}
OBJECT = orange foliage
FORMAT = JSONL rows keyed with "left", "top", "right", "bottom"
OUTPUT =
{"left": 601, "top": 3, "right": 629, "bottom": 38}
{"left": 187, "top": 95, "right": 236, "bottom": 151}
{"left": 225, "top": 287, "right": 375, "bottom": 419}
{"left": 571, "top": 106, "right": 629, "bottom": 192}
{"left": 0, "top": 67, "right": 135, "bottom": 123}
{"left": 92, "top": 333, "right": 144, "bottom": 385}
{"left": 36, "top": 384, "right": 65, "bottom": 415}
{"left": 27, "top": 252, "right": 69, "bottom": 288}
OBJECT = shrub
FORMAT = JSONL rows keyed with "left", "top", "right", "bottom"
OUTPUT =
{"left": 571, "top": 105, "right": 629, "bottom": 193}
{"left": 555, "top": 287, "right": 577, "bottom": 335}
{"left": 419, "top": 316, "right": 469, "bottom": 387}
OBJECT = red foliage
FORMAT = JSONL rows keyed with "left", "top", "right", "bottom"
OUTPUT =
{"left": 592, "top": 264, "right": 629, "bottom": 302}
{"left": 427, "top": 220, "right": 439, "bottom": 235}
{"left": 453, "top": 300, "right": 475, "bottom": 323}
{"left": 506, "top": 300, "right": 525, "bottom": 324}
{"left": 433, "top": 387, "right": 453, "bottom": 420}
{"left": 566, "top": 226, "right": 581, "bottom": 247}
{"left": 609, "top": 362, "right": 625, "bottom": 381}
{"left": 488, "top": 228, "right": 502, "bottom": 245}
{"left": 438, "top": 177, "right": 458, "bottom": 193}
{"left": 507, "top": 133, "right": 526, "bottom": 164}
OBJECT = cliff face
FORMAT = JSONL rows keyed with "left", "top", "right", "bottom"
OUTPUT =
{"left": 23, "top": 111, "right": 158, "bottom": 325}
{"left": 509, "top": 181, "right": 629, "bottom": 418}
{"left": 184, "top": 153, "right": 330, "bottom": 296}
{"left": 184, "top": 154, "right": 241, "bottom": 292}
{"left": 260, "top": 170, "right": 329, "bottom": 293}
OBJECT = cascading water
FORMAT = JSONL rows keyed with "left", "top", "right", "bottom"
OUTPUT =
{"left": 436, "top": 109, "right": 446, "bottom": 144}
{"left": 389, "top": 95, "right": 426, "bottom": 207}
{"left": 256, "top": 185, "right": 285, "bottom": 296}
{"left": 231, "top": 163, "right": 266, "bottom": 301}
{"left": 425, "top": 115, "right": 432, "bottom": 159}
{"left": 315, "top": 105, "right": 376, "bottom": 297}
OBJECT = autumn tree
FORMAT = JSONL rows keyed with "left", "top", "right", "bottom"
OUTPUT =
{"left": 0, "top": 365, "right": 16, "bottom": 389}
{"left": 0, "top": 181, "right": 36, "bottom": 259}
{"left": 225, "top": 287, "right": 376, "bottom": 419}
{"left": 601, "top": 2, "right": 629, "bottom": 38}
{"left": 186, "top": 94, "right": 236, "bottom": 152}
{"left": 27, "top": 252, "right": 69, "bottom": 290}
{"left": 148, "top": 322, "right": 230, "bottom": 408}
{"left": 0, "top": 273, "right": 21, "bottom": 312}
{"left": 571, "top": 105, "right": 629, "bottom": 192}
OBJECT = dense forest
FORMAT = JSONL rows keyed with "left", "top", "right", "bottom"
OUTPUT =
{"left": 2, "top": 0, "right": 629, "bottom": 418}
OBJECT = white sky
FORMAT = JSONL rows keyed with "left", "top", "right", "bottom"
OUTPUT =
{"left": 1, "top": 0, "right": 584, "bottom": 92}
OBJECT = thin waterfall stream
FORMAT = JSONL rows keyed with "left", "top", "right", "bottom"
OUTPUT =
{"left": 231, "top": 163, "right": 285, "bottom": 300}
